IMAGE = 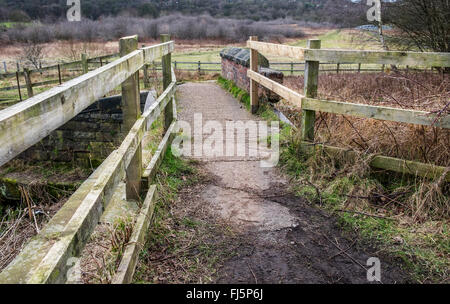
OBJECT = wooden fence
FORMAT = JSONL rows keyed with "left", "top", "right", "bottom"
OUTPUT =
{"left": 160, "top": 61, "right": 420, "bottom": 74}
{"left": 1, "top": 57, "right": 433, "bottom": 106}
{"left": 247, "top": 36, "right": 450, "bottom": 182}
{"left": 0, "top": 35, "right": 177, "bottom": 284}
{"left": 0, "top": 53, "right": 119, "bottom": 104}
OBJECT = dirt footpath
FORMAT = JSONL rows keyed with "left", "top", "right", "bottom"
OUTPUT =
{"left": 176, "top": 82, "right": 409, "bottom": 284}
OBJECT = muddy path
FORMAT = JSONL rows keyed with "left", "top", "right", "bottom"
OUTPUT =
{"left": 172, "top": 82, "right": 410, "bottom": 284}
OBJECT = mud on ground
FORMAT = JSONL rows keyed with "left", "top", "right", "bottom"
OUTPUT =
{"left": 136, "top": 160, "right": 411, "bottom": 284}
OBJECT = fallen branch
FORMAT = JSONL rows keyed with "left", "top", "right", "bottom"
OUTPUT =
{"left": 321, "top": 233, "right": 383, "bottom": 284}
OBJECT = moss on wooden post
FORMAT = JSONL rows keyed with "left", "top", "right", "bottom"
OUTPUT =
{"left": 249, "top": 36, "right": 259, "bottom": 114}
{"left": 120, "top": 35, "right": 142, "bottom": 201}
{"left": 143, "top": 64, "right": 150, "bottom": 88}
{"left": 23, "top": 68, "right": 34, "bottom": 98}
{"left": 301, "top": 39, "right": 321, "bottom": 142}
{"left": 81, "top": 53, "right": 88, "bottom": 74}
{"left": 161, "top": 34, "right": 173, "bottom": 132}
{"left": 15, "top": 71, "right": 22, "bottom": 101}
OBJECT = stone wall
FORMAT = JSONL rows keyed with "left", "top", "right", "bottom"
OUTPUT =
{"left": 18, "top": 91, "right": 155, "bottom": 167}
{"left": 220, "top": 47, "right": 284, "bottom": 103}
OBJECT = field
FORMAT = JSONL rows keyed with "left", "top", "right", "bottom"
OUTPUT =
{"left": 0, "top": 28, "right": 385, "bottom": 104}
{"left": 0, "top": 24, "right": 448, "bottom": 284}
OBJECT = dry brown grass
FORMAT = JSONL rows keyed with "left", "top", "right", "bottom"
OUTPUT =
{"left": 80, "top": 218, "right": 134, "bottom": 284}
{"left": 175, "top": 70, "right": 220, "bottom": 82}
{"left": 0, "top": 191, "right": 67, "bottom": 272}
{"left": 281, "top": 71, "right": 450, "bottom": 167}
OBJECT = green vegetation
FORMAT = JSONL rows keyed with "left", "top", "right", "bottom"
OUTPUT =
{"left": 279, "top": 135, "right": 449, "bottom": 283}
{"left": 219, "top": 76, "right": 449, "bottom": 283}
{"left": 133, "top": 148, "right": 237, "bottom": 283}
{"left": 217, "top": 76, "right": 250, "bottom": 111}
{"left": 290, "top": 29, "right": 383, "bottom": 50}
{"left": 173, "top": 49, "right": 222, "bottom": 64}
{"left": 0, "top": 22, "right": 21, "bottom": 28}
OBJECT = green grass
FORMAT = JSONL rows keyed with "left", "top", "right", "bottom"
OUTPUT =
{"left": 133, "top": 148, "right": 237, "bottom": 284}
{"left": 0, "top": 22, "right": 26, "bottom": 29}
{"left": 173, "top": 49, "right": 222, "bottom": 63}
{"left": 289, "top": 29, "right": 383, "bottom": 50}
{"left": 217, "top": 76, "right": 449, "bottom": 283}
{"left": 279, "top": 142, "right": 449, "bottom": 283}
{"left": 217, "top": 76, "right": 250, "bottom": 111}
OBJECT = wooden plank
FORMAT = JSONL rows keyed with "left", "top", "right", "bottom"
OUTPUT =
{"left": 0, "top": 78, "right": 176, "bottom": 284}
{"left": 247, "top": 41, "right": 450, "bottom": 67}
{"left": 250, "top": 36, "right": 259, "bottom": 114}
{"left": 23, "top": 68, "right": 34, "bottom": 98}
{"left": 0, "top": 155, "right": 117, "bottom": 284}
{"left": 81, "top": 53, "right": 88, "bottom": 74}
{"left": 0, "top": 41, "right": 174, "bottom": 167}
{"left": 161, "top": 35, "right": 173, "bottom": 133}
{"left": 247, "top": 70, "right": 304, "bottom": 106}
{"left": 302, "top": 40, "right": 320, "bottom": 142}
{"left": 15, "top": 71, "right": 22, "bottom": 101}
{"left": 120, "top": 35, "right": 142, "bottom": 201}
{"left": 302, "top": 98, "right": 450, "bottom": 128}
{"left": 301, "top": 142, "right": 450, "bottom": 182}
{"left": 0, "top": 54, "right": 119, "bottom": 78}
{"left": 247, "top": 40, "right": 306, "bottom": 61}
{"left": 112, "top": 185, "right": 157, "bottom": 284}
{"left": 304, "top": 49, "right": 450, "bottom": 67}
{"left": 143, "top": 64, "right": 150, "bottom": 88}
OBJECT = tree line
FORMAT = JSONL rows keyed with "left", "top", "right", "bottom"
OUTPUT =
{"left": 0, "top": 0, "right": 367, "bottom": 26}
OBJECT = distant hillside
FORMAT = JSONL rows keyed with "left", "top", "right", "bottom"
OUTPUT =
{"left": 0, "top": 0, "right": 367, "bottom": 26}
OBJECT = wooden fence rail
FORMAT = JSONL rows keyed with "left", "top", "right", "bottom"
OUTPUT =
{"left": 247, "top": 37, "right": 450, "bottom": 181}
{"left": 1, "top": 59, "right": 434, "bottom": 106}
{"left": 0, "top": 35, "right": 177, "bottom": 284}
{"left": 0, "top": 53, "right": 119, "bottom": 78}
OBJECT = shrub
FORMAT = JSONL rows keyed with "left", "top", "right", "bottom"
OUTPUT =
{"left": 4, "top": 14, "right": 306, "bottom": 44}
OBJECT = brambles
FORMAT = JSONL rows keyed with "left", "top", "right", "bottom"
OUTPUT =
{"left": 281, "top": 71, "right": 450, "bottom": 167}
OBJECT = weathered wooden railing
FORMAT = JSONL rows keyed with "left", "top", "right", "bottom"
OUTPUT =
{"left": 247, "top": 37, "right": 450, "bottom": 181}
{"left": 0, "top": 34, "right": 177, "bottom": 284}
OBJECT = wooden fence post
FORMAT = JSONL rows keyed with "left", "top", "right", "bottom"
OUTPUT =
{"left": 120, "top": 35, "right": 142, "bottom": 201}
{"left": 57, "top": 64, "right": 62, "bottom": 85}
{"left": 23, "top": 68, "right": 34, "bottom": 98}
{"left": 143, "top": 64, "right": 150, "bottom": 88}
{"left": 141, "top": 45, "right": 150, "bottom": 89}
{"left": 336, "top": 63, "right": 340, "bottom": 74}
{"left": 301, "top": 39, "right": 321, "bottom": 142}
{"left": 250, "top": 36, "right": 259, "bottom": 114}
{"left": 198, "top": 61, "right": 201, "bottom": 74}
{"left": 16, "top": 71, "right": 22, "bottom": 101}
{"left": 291, "top": 62, "right": 294, "bottom": 75}
{"left": 81, "top": 53, "right": 88, "bottom": 74}
{"left": 3, "top": 62, "right": 6, "bottom": 73}
{"left": 161, "top": 34, "right": 174, "bottom": 132}
{"left": 358, "top": 63, "right": 361, "bottom": 73}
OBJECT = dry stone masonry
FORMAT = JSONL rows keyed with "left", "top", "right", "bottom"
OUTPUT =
{"left": 19, "top": 91, "right": 156, "bottom": 167}
{"left": 220, "top": 47, "right": 284, "bottom": 103}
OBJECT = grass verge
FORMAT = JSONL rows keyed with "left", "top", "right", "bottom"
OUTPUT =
{"left": 280, "top": 141, "right": 449, "bottom": 283}
{"left": 133, "top": 148, "right": 238, "bottom": 283}
{"left": 218, "top": 76, "right": 449, "bottom": 283}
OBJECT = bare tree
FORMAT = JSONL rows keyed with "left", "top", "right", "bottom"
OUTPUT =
{"left": 384, "top": 0, "right": 450, "bottom": 53}
{"left": 22, "top": 41, "right": 44, "bottom": 71}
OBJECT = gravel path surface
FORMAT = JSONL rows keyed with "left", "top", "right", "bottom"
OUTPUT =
{"left": 175, "top": 82, "right": 409, "bottom": 283}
